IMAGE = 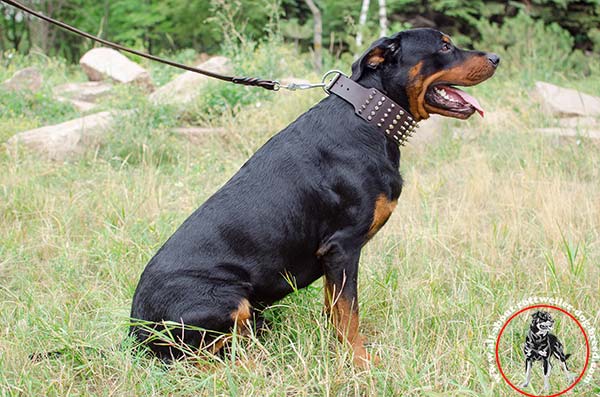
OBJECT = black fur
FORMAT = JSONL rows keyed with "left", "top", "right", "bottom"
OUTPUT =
{"left": 129, "top": 28, "right": 499, "bottom": 362}
{"left": 521, "top": 311, "right": 574, "bottom": 390}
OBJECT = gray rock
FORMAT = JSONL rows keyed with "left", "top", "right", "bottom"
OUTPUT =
{"left": 150, "top": 56, "right": 231, "bottom": 106}
{"left": 536, "top": 127, "right": 600, "bottom": 140}
{"left": 55, "top": 96, "right": 98, "bottom": 112}
{"left": 6, "top": 111, "right": 128, "bottom": 160}
{"left": 407, "top": 114, "right": 447, "bottom": 145}
{"left": 2, "top": 67, "right": 43, "bottom": 92}
{"left": 80, "top": 47, "right": 153, "bottom": 90}
{"left": 53, "top": 81, "right": 113, "bottom": 102}
{"left": 534, "top": 81, "right": 600, "bottom": 117}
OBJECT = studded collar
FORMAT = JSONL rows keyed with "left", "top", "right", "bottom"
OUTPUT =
{"left": 326, "top": 73, "right": 419, "bottom": 146}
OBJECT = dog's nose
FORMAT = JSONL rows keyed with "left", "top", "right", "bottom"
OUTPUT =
{"left": 487, "top": 53, "right": 500, "bottom": 68}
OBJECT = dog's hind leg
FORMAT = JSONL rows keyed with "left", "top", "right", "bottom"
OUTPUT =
{"left": 543, "top": 358, "right": 552, "bottom": 391}
{"left": 521, "top": 359, "right": 533, "bottom": 388}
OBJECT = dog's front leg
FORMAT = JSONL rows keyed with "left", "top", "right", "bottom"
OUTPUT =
{"left": 521, "top": 358, "right": 532, "bottom": 388}
{"left": 319, "top": 236, "right": 377, "bottom": 369}
{"left": 543, "top": 358, "right": 552, "bottom": 391}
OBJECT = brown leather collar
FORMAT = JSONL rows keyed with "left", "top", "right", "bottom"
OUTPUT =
{"left": 327, "top": 73, "right": 419, "bottom": 146}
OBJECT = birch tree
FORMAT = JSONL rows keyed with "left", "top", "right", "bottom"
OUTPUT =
{"left": 304, "top": 0, "right": 322, "bottom": 73}
{"left": 378, "top": 0, "right": 388, "bottom": 37}
{"left": 356, "top": 0, "right": 370, "bottom": 48}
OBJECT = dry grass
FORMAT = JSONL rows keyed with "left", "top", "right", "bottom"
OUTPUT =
{"left": 0, "top": 56, "right": 599, "bottom": 396}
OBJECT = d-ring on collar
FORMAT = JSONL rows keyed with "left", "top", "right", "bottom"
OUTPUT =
{"left": 324, "top": 72, "right": 419, "bottom": 146}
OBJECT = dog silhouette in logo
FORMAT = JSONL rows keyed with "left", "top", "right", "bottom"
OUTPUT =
{"left": 521, "top": 311, "right": 576, "bottom": 391}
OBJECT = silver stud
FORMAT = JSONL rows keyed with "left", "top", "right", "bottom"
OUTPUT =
{"left": 387, "top": 108, "right": 391, "bottom": 112}
{"left": 396, "top": 114, "right": 401, "bottom": 120}
{"left": 377, "top": 101, "right": 382, "bottom": 106}
{"left": 391, "top": 104, "right": 395, "bottom": 108}
{"left": 370, "top": 111, "right": 375, "bottom": 117}
{"left": 368, "top": 94, "right": 374, "bottom": 100}
{"left": 380, "top": 118, "right": 385, "bottom": 122}
{"left": 375, "top": 106, "right": 380, "bottom": 111}
{"left": 377, "top": 122, "right": 382, "bottom": 127}
{"left": 399, "top": 110, "right": 404, "bottom": 115}
{"left": 358, "top": 109, "right": 362, "bottom": 114}
{"left": 408, "top": 116, "right": 412, "bottom": 121}
{"left": 361, "top": 104, "right": 366, "bottom": 110}
{"left": 404, "top": 121, "right": 410, "bottom": 126}
{"left": 389, "top": 124, "right": 394, "bottom": 129}
{"left": 385, "top": 129, "right": 390, "bottom": 134}
{"left": 367, "top": 115, "right": 372, "bottom": 120}
{"left": 415, "top": 124, "right": 420, "bottom": 128}
{"left": 381, "top": 97, "right": 386, "bottom": 101}
{"left": 393, "top": 120, "right": 398, "bottom": 125}
{"left": 383, "top": 113, "right": 388, "bottom": 118}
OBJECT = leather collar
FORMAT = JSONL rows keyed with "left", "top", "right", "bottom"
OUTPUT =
{"left": 327, "top": 73, "right": 419, "bottom": 146}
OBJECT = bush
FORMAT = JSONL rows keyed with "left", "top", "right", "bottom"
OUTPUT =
{"left": 476, "top": 11, "right": 596, "bottom": 80}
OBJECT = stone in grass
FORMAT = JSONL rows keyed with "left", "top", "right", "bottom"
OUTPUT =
{"left": 534, "top": 81, "right": 600, "bottom": 117}
{"left": 53, "top": 81, "right": 114, "bottom": 112}
{"left": 149, "top": 56, "right": 231, "bottom": 106}
{"left": 6, "top": 111, "right": 129, "bottom": 160}
{"left": 80, "top": 47, "right": 153, "bottom": 91}
{"left": 2, "top": 67, "right": 43, "bottom": 92}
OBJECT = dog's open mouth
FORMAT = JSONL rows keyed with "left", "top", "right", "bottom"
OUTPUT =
{"left": 424, "top": 84, "right": 484, "bottom": 119}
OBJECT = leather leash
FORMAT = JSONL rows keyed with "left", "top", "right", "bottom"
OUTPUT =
{"left": 2, "top": 0, "right": 419, "bottom": 146}
{"left": 1, "top": 0, "right": 280, "bottom": 90}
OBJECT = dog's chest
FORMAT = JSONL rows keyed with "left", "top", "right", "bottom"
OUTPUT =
{"left": 366, "top": 194, "right": 398, "bottom": 240}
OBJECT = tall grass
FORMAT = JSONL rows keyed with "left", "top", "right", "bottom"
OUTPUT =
{"left": 1, "top": 19, "right": 599, "bottom": 396}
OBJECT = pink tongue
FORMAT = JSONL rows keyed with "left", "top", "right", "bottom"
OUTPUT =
{"left": 445, "top": 86, "right": 485, "bottom": 117}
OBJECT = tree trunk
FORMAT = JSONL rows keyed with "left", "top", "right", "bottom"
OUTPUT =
{"left": 356, "top": 0, "right": 370, "bottom": 48}
{"left": 304, "top": 0, "right": 322, "bottom": 73}
{"left": 378, "top": 0, "right": 388, "bottom": 37}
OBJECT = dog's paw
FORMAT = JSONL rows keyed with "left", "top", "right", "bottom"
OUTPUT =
{"left": 352, "top": 350, "right": 380, "bottom": 370}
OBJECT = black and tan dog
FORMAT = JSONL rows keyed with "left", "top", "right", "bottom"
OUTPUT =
{"left": 521, "top": 311, "right": 576, "bottom": 391}
{"left": 130, "top": 28, "right": 499, "bottom": 367}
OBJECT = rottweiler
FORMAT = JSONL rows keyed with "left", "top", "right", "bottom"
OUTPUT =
{"left": 521, "top": 311, "right": 576, "bottom": 391}
{"left": 130, "top": 28, "right": 499, "bottom": 368}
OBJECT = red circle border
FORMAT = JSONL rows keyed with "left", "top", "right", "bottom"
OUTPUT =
{"left": 494, "top": 304, "right": 591, "bottom": 397}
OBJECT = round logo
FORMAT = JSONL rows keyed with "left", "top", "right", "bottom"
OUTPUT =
{"left": 486, "top": 298, "right": 599, "bottom": 396}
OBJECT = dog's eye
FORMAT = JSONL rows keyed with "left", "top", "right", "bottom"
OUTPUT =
{"left": 440, "top": 43, "right": 452, "bottom": 53}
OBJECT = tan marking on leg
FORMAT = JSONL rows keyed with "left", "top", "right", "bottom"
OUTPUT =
{"left": 367, "top": 194, "right": 397, "bottom": 240}
{"left": 329, "top": 294, "right": 378, "bottom": 369}
{"left": 230, "top": 298, "right": 252, "bottom": 334}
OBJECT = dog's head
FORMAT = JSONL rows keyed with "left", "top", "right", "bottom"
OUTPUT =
{"left": 530, "top": 311, "right": 555, "bottom": 335}
{"left": 351, "top": 28, "right": 499, "bottom": 121}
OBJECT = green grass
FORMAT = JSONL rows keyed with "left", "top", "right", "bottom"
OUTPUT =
{"left": 1, "top": 45, "right": 599, "bottom": 396}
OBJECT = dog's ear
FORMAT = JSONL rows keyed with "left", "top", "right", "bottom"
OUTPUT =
{"left": 351, "top": 35, "right": 401, "bottom": 81}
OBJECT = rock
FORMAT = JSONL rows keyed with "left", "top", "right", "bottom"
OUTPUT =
{"left": 534, "top": 81, "right": 600, "bottom": 117}
{"left": 172, "top": 127, "right": 226, "bottom": 144}
{"left": 6, "top": 111, "right": 127, "bottom": 160}
{"left": 536, "top": 127, "right": 600, "bottom": 140}
{"left": 2, "top": 67, "right": 43, "bottom": 92}
{"left": 407, "top": 114, "right": 447, "bottom": 145}
{"left": 558, "top": 116, "right": 598, "bottom": 128}
{"left": 150, "top": 56, "right": 231, "bottom": 106}
{"left": 53, "top": 81, "right": 113, "bottom": 102}
{"left": 79, "top": 47, "right": 153, "bottom": 90}
{"left": 55, "top": 96, "right": 98, "bottom": 112}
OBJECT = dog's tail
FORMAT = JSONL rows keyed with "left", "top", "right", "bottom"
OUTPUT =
{"left": 565, "top": 353, "right": 571, "bottom": 360}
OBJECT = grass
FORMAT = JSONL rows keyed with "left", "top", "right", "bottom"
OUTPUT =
{"left": 1, "top": 43, "right": 599, "bottom": 396}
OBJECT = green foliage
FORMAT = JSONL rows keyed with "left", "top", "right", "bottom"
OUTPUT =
{"left": 2, "top": 0, "right": 599, "bottom": 61}
{"left": 476, "top": 12, "right": 595, "bottom": 80}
